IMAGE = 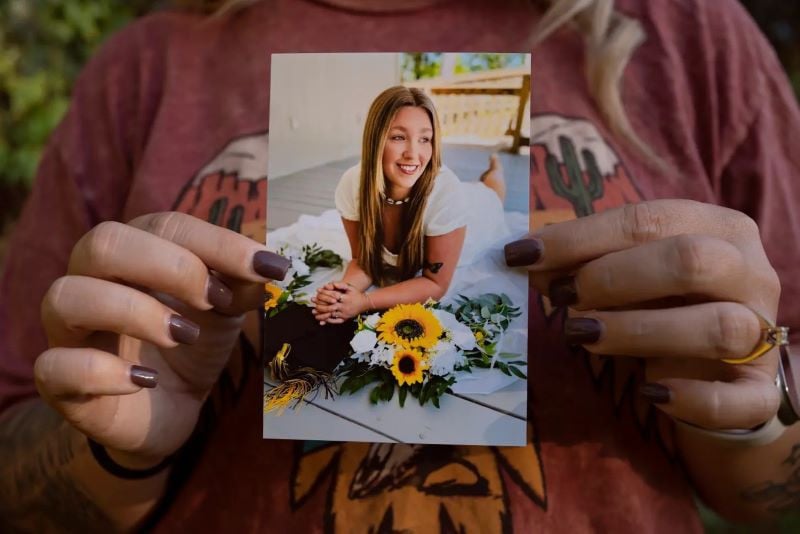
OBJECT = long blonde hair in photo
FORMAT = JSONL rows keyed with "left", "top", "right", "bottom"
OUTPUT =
{"left": 178, "top": 0, "right": 650, "bottom": 158}
{"left": 358, "top": 86, "right": 442, "bottom": 286}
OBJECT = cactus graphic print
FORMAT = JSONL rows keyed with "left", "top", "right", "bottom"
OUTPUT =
{"left": 531, "top": 114, "right": 644, "bottom": 225}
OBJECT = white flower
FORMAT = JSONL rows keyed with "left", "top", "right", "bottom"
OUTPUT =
{"left": 351, "top": 352, "right": 371, "bottom": 363}
{"left": 350, "top": 330, "right": 377, "bottom": 353}
{"left": 433, "top": 309, "right": 476, "bottom": 350}
{"left": 364, "top": 313, "right": 380, "bottom": 329}
{"left": 429, "top": 344, "right": 465, "bottom": 376}
{"left": 370, "top": 342, "right": 395, "bottom": 366}
{"left": 433, "top": 309, "right": 460, "bottom": 331}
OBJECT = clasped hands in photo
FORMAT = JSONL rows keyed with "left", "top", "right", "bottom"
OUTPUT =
{"left": 312, "top": 281, "right": 369, "bottom": 323}
{"left": 35, "top": 199, "right": 782, "bottom": 468}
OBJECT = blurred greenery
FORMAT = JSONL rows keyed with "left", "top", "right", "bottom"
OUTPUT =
{"left": 401, "top": 53, "right": 527, "bottom": 82}
{"left": 0, "top": 0, "right": 157, "bottom": 230}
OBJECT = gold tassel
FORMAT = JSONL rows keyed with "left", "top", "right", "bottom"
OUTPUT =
{"left": 264, "top": 343, "right": 338, "bottom": 415}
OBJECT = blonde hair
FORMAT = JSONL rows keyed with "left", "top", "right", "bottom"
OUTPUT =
{"left": 358, "top": 86, "right": 442, "bottom": 286}
{"left": 178, "top": 0, "right": 649, "bottom": 157}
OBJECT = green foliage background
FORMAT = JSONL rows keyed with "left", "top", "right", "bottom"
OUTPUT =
{"left": 400, "top": 53, "right": 528, "bottom": 82}
{"left": 0, "top": 0, "right": 156, "bottom": 230}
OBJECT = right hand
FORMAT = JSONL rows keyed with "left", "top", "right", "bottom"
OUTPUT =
{"left": 34, "top": 212, "right": 289, "bottom": 466}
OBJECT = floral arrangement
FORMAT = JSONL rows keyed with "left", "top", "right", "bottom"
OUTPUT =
{"left": 441, "top": 293, "right": 526, "bottom": 379}
{"left": 264, "top": 243, "right": 343, "bottom": 317}
{"left": 336, "top": 294, "right": 524, "bottom": 408}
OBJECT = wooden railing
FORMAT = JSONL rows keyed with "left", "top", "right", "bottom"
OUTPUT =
{"left": 407, "top": 67, "right": 531, "bottom": 153}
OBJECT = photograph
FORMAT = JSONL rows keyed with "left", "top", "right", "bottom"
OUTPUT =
{"left": 262, "top": 52, "right": 531, "bottom": 446}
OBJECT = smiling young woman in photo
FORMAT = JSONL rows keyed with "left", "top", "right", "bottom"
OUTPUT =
{"left": 312, "top": 86, "right": 507, "bottom": 324}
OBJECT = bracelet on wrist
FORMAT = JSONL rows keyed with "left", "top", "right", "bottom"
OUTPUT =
{"left": 87, "top": 437, "right": 173, "bottom": 480}
{"left": 674, "top": 414, "right": 787, "bottom": 448}
{"left": 365, "top": 292, "right": 376, "bottom": 311}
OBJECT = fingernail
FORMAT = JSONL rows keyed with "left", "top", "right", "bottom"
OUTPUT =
{"left": 253, "top": 251, "right": 290, "bottom": 281}
{"left": 549, "top": 276, "right": 578, "bottom": 307}
{"left": 504, "top": 238, "right": 543, "bottom": 267}
{"left": 639, "top": 383, "right": 672, "bottom": 404}
{"left": 207, "top": 276, "right": 233, "bottom": 309}
{"left": 169, "top": 315, "right": 200, "bottom": 345}
{"left": 564, "top": 317, "right": 603, "bottom": 345}
{"left": 130, "top": 365, "right": 159, "bottom": 388}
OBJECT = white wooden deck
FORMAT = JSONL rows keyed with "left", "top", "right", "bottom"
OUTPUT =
{"left": 263, "top": 373, "right": 527, "bottom": 445}
{"left": 267, "top": 144, "right": 529, "bottom": 231}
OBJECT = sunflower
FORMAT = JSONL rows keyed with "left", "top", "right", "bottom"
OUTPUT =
{"left": 377, "top": 303, "right": 443, "bottom": 349}
{"left": 390, "top": 349, "right": 428, "bottom": 386}
{"left": 264, "top": 283, "right": 284, "bottom": 310}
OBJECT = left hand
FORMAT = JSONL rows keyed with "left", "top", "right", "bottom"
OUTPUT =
{"left": 312, "top": 281, "right": 368, "bottom": 324}
{"left": 506, "top": 200, "right": 782, "bottom": 430}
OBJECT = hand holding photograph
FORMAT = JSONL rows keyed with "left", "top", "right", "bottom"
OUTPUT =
{"left": 263, "top": 52, "right": 530, "bottom": 446}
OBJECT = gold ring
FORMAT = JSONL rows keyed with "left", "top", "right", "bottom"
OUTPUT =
{"left": 723, "top": 308, "right": 789, "bottom": 365}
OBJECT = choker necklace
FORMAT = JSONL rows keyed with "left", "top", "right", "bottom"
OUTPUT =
{"left": 382, "top": 195, "right": 410, "bottom": 206}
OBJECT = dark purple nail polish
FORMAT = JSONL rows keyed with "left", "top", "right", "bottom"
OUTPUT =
{"left": 253, "top": 251, "right": 290, "bottom": 281}
{"left": 564, "top": 317, "right": 603, "bottom": 345}
{"left": 639, "top": 383, "right": 672, "bottom": 404}
{"left": 130, "top": 365, "right": 158, "bottom": 388}
{"left": 168, "top": 315, "right": 200, "bottom": 345}
{"left": 549, "top": 277, "right": 578, "bottom": 307}
{"left": 504, "top": 238, "right": 543, "bottom": 267}
{"left": 207, "top": 276, "right": 233, "bottom": 309}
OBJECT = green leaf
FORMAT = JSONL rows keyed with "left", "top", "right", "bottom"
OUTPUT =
{"left": 380, "top": 380, "right": 394, "bottom": 402}
{"left": 418, "top": 382, "right": 429, "bottom": 406}
{"left": 509, "top": 366, "right": 527, "bottom": 379}
{"left": 398, "top": 385, "right": 408, "bottom": 407}
{"left": 369, "top": 385, "right": 382, "bottom": 404}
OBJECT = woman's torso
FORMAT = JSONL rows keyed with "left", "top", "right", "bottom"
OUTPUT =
{"left": 40, "top": 0, "right": 778, "bottom": 530}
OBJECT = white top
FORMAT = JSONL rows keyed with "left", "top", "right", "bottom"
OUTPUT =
{"left": 334, "top": 164, "right": 469, "bottom": 267}
{"left": 334, "top": 163, "right": 468, "bottom": 234}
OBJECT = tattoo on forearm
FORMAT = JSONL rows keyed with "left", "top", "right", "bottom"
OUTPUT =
{"left": 425, "top": 262, "right": 443, "bottom": 274}
{"left": 741, "top": 443, "right": 800, "bottom": 513}
{"left": 0, "top": 399, "right": 115, "bottom": 533}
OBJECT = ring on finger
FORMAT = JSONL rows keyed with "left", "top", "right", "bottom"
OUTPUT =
{"left": 723, "top": 307, "right": 789, "bottom": 365}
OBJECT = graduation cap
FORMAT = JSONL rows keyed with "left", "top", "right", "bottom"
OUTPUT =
{"left": 262, "top": 302, "right": 357, "bottom": 413}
